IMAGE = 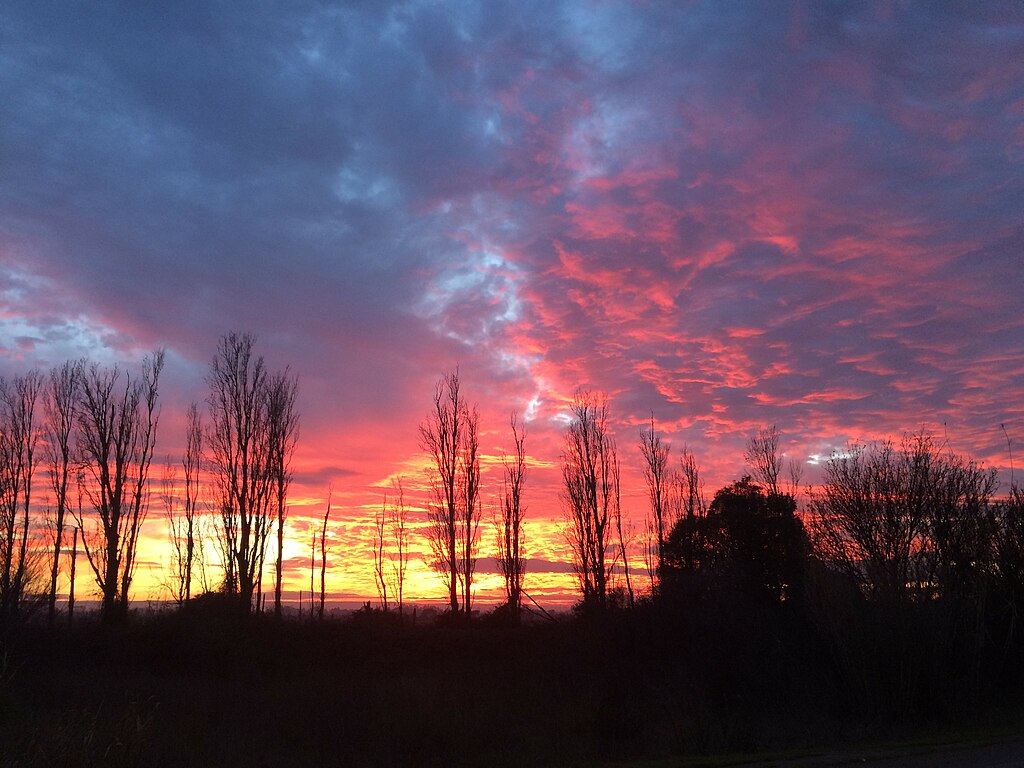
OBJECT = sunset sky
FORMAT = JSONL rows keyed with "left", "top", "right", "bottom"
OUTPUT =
{"left": 2, "top": 2, "right": 1023, "bottom": 607}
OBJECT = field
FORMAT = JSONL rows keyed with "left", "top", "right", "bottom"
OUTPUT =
{"left": 4, "top": 595, "right": 1023, "bottom": 768}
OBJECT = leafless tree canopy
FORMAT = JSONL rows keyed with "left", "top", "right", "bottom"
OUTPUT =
{"left": 992, "top": 483, "right": 1024, "bottom": 604}
{"left": 497, "top": 414, "right": 527, "bottom": 621}
{"left": 373, "top": 479, "right": 411, "bottom": 614}
{"left": 561, "top": 390, "right": 615, "bottom": 608}
{"left": 812, "top": 434, "right": 998, "bottom": 601}
{"left": 639, "top": 416, "right": 671, "bottom": 590}
{"left": 75, "top": 351, "right": 163, "bottom": 623}
{"left": 745, "top": 425, "right": 783, "bottom": 496}
{"left": 666, "top": 447, "right": 708, "bottom": 575}
{"left": 388, "top": 479, "right": 410, "bottom": 615}
{"left": 373, "top": 493, "right": 390, "bottom": 611}
{"left": 44, "top": 360, "right": 82, "bottom": 623}
{"left": 207, "top": 332, "right": 299, "bottom": 612}
{"left": 610, "top": 449, "right": 633, "bottom": 607}
{"left": 319, "top": 493, "right": 330, "bottom": 620}
{"left": 267, "top": 370, "right": 299, "bottom": 617}
{"left": 0, "top": 370, "right": 43, "bottom": 621}
{"left": 163, "top": 403, "right": 206, "bottom": 604}
{"left": 677, "top": 447, "right": 706, "bottom": 520}
{"left": 420, "top": 369, "right": 481, "bottom": 616}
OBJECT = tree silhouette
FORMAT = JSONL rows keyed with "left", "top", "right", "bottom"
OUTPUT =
{"left": 319, "top": 493, "right": 330, "bottom": 620}
{"left": 745, "top": 425, "right": 782, "bottom": 496}
{"left": 373, "top": 493, "right": 391, "bottom": 611}
{"left": 497, "top": 414, "right": 527, "bottom": 621}
{"left": 374, "top": 477, "right": 411, "bottom": 614}
{"left": 268, "top": 370, "right": 299, "bottom": 618}
{"left": 420, "top": 369, "right": 480, "bottom": 616}
{"left": 811, "top": 433, "right": 996, "bottom": 602}
{"left": 611, "top": 450, "right": 634, "bottom": 607}
{"left": 922, "top": 449, "right": 997, "bottom": 599}
{"left": 162, "top": 403, "right": 205, "bottom": 604}
{"left": 663, "top": 478, "right": 808, "bottom": 604}
{"left": 561, "top": 390, "right": 615, "bottom": 609}
{"left": 991, "top": 483, "right": 1024, "bottom": 624}
{"left": 459, "top": 398, "right": 481, "bottom": 615}
{"left": 388, "top": 478, "right": 410, "bottom": 615}
{"left": 639, "top": 415, "right": 671, "bottom": 593}
{"left": 0, "top": 370, "right": 43, "bottom": 622}
{"left": 677, "top": 447, "right": 706, "bottom": 520}
{"left": 207, "top": 333, "right": 298, "bottom": 612}
{"left": 44, "top": 360, "right": 81, "bottom": 624}
{"left": 75, "top": 352, "right": 163, "bottom": 623}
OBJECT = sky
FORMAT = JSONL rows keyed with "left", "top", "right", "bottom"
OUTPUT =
{"left": 2, "top": 2, "right": 1023, "bottom": 607}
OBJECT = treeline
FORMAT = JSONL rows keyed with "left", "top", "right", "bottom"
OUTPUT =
{"left": 0, "top": 332, "right": 300, "bottom": 626}
{"left": 0, "top": 354, "right": 163, "bottom": 625}
{"left": 3, "top": 342, "right": 1024, "bottom": 764}
{"left": 409, "top": 378, "right": 1024, "bottom": 722}
{"left": 1, "top": 335, "right": 1022, "bottom": 646}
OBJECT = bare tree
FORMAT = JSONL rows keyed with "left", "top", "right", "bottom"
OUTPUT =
{"left": 68, "top": 524, "right": 78, "bottom": 626}
{"left": 373, "top": 494, "right": 390, "bottom": 611}
{"left": 420, "top": 369, "right": 481, "bottom": 616}
{"left": 810, "top": 434, "right": 994, "bottom": 601}
{"left": 611, "top": 451, "right": 634, "bottom": 608}
{"left": 421, "top": 371, "right": 461, "bottom": 613}
{"left": 388, "top": 478, "right": 410, "bottom": 616}
{"left": 206, "top": 333, "right": 276, "bottom": 611}
{"left": 745, "top": 425, "right": 782, "bottom": 496}
{"left": 75, "top": 352, "right": 163, "bottom": 623}
{"left": 813, "top": 439, "right": 922, "bottom": 600}
{"left": 182, "top": 404, "right": 203, "bottom": 598}
{"left": 44, "top": 360, "right": 81, "bottom": 623}
{"left": 162, "top": 403, "right": 204, "bottom": 604}
{"left": 0, "top": 371, "right": 43, "bottom": 621}
{"left": 678, "top": 447, "right": 706, "bottom": 519}
{"left": 670, "top": 447, "right": 707, "bottom": 574}
{"left": 786, "top": 457, "right": 804, "bottom": 500}
{"left": 459, "top": 404, "right": 481, "bottom": 615}
{"left": 375, "top": 478, "right": 412, "bottom": 614}
{"left": 920, "top": 449, "right": 997, "bottom": 599}
{"left": 497, "top": 414, "right": 527, "bottom": 621}
{"left": 561, "top": 390, "right": 615, "bottom": 608}
{"left": 267, "top": 370, "right": 299, "bottom": 617}
{"left": 639, "top": 415, "right": 671, "bottom": 591}
{"left": 319, "top": 493, "right": 330, "bottom": 621}
{"left": 162, "top": 464, "right": 184, "bottom": 603}
{"left": 992, "top": 483, "right": 1024, "bottom": 612}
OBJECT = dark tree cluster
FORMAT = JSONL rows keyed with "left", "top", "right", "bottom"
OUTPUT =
{"left": 0, "top": 332, "right": 303, "bottom": 629}
{"left": 649, "top": 428, "right": 1024, "bottom": 726}
{"left": 206, "top": 332, "right": 299, "bottom": 615}
{"left": 419, "top": 369, "right": 529, "bottom": 622}
{"left": 0, "top": 354, "right": 165, "bottom": 627}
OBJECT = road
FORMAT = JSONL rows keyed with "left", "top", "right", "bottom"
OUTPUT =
{"left": 748, "top": 739, "right": 1024, "bottom": 767}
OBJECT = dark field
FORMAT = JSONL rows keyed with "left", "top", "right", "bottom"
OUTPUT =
{"left": 4, "top": 595, "right": 1024, "bottom": 768}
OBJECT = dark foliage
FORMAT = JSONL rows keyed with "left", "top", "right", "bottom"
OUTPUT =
{"left": 661, "top": 478, "right": 810, "bottom": 605}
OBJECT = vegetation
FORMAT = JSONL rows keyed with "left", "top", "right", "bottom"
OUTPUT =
{"left": 3, "top": 578, "right": 1024, "bottom": 767}
{"left": 1, "top": 339, "right": 1024, "bottom": 765}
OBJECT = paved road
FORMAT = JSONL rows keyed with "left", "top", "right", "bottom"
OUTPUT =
{"left": 749, "top": 739, "right": 1024, "bottom": 767}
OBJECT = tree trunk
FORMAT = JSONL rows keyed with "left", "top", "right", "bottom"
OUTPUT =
{"left": 68, "top": 527, "right": 78, "bottom": 626}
